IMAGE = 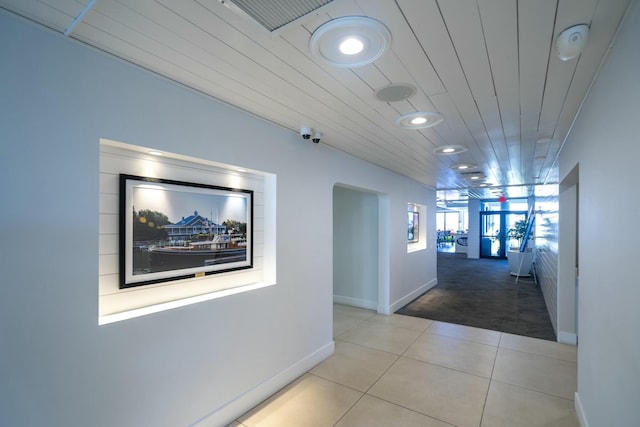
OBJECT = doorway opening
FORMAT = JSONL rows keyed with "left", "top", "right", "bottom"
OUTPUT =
{"left": 332, "top": 184, "right": 389, "bottom": 313}
{"left": 479, "top": 199, "right": 528, "bottom": 259}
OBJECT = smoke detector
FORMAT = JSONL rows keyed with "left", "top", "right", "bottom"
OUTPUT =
{"left": 556, "top": 24, "right": 589, "bottom": 61}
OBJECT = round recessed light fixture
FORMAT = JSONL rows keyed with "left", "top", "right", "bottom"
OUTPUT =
{"left": 451, "top": 163, "right": 478, "bottom": 171}
{"left": 434, "top": 145, "right": 467, "bottom": 155}
{"left": 310, "top": 16, "right": 392, "bottom": 68}
{"left": 397, "top": 111, "right": 444, "bottom": 129}
{"left": 339, "top": 37, "right": 364, "bottom": 55}
{"left": 374, "top": 83, "right": 416, "bottom": 102}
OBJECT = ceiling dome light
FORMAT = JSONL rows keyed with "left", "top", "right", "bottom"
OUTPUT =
{"left": 434, "top": 145, "right": 467, "bottom": 155}
{"left": 310, "top": 16, "right": 391, "bottom": 68}
{"left": 397, "top": 111, "right": 444, "bottom": 129}
{"left": 339, "top": 37, "right": 364, "bottom": 55}
{"left": 451, "top": 163, "right": 478, "bottom": 171}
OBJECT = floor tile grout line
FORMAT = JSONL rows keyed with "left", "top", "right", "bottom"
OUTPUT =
{"left": 497, "top": 346, "right": 579, "bottom": 365}
{"left": 418, "top": 329, "right": 501, "bottom": 349}
{"left": 489, "top": 378, "right": 577, "bottom": 402}
{"left": 479, "top": 333, "right": 504, "bottom": 427}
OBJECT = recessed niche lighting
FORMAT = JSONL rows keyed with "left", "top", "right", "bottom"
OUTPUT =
{"left": 310, "top": 16, "right": 391, "bottom": 68}
{"left": 148, "top": 151, "right": 163, "bottom": 156}
{"left": 451, "top": 163, "right": 478, "bottom": 171}
{"left": 397, "top": 112, "right": 444, "bottom": 129}
{"left": 434, "top": 145, "right": 468, "bottom": 155}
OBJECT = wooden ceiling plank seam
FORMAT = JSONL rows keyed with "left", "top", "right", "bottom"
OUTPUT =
{"left": 71, "top": 24, "right": 331, "bottom": 133}
{"left": 115, "top": 1, "right": 427, "bottom": 166}
{"left": 0, "top": 0, "right": 75, "bottom": 32}
{"left": 85, "top": 3, "right": 372, "bottom": 143}
{"left": 477, "top": 0, "right": 520, "bottom": 182}
{"left": 279, "top": 26, "right": 438, "bottom": 163}
{"left": 517, "top": 0, "right": 558, "bottom": 185}
{"left": 71, "top": 17, "right": 410, "bottom": 169}
{"left": 542, "top": 0, "right": 631, "bottom": 184}
{"left": 518, "top": 0, "right": 557, "bottom": 132}
{"left": 437, "top": 0, "right": 495, "bottom": 99}
{"left": 428, "top": 92, "right": 499, "bottom": 173}
{"left": 131, "top": 0, "right": 390, "bottom": 136}
{"left": 537, "top": 0, "right": 598, "bottom": 133}
{"left": 160, "top": 1, "right": 408, "bottom": 152}
{"left": 358, "top": 0, "right": 446, "bottom": 95}
{"left": 397, "top": 0, "right": 502, "bottom": 183}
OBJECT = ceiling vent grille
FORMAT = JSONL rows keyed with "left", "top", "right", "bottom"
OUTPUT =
{"left": 222, "top": 0, "right": 334, "bottom": 32}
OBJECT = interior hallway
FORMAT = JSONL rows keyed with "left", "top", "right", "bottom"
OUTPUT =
{"left": 398, "top": 252, "right": 556, "bottom": 341}
{"left": 230, "top": 304, "right": 578, "bottom": 427}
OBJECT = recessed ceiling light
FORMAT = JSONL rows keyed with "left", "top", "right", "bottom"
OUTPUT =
{"left": 148, "top": 151, "right": 163, "bottom": 156}
{"left": 536, "top": 137, "right": 552, "bottom": 144}
{"left": 310, "top": 16, "right": 391, "bottom": 68}
{"left": 434, "top": 145, "right": 467, "bottom": 155}
{"left": 339, "top": 37, "right": 364, "bottom": 55}
{"left": 374, "top": 83, "right": 416, "bottom": 102}
{"left": 397, "top": 112, "right": 444, "bottom": 129}
{"left": 451, "top": 163, "right": 478, "bottom": 171}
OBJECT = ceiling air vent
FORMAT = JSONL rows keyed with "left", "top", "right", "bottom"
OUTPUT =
{"left": 220, "top": 0, "right": 334, "bottom": 32}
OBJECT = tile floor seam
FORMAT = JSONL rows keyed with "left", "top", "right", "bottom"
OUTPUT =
{"left": 489, "top": 378, "right": 577, "bottom": 402}
{"left": 497, "top": 346, "right": 579, "bottom": 365}
{"left": 400, "top": 353, "right": 495, "bottom": 380}
{"left": 479, "top": 344, "right": 503, "bottom": 427}
{"left": 306, "top": 371, "right": 368, "bottom": 395}
{"left": 423, "top": 322, "right": 502, "bottom": 347}
{"left": 333, "top": 337, "right": 403, "bottom": 357}
{"left": 331, "top": 392, "right": 367, "bottom": 427}
{"left": 419, "top": 330, "right": 501, "bottom": 348}
{"left": 359, "top": 352, "right": 403, "bottom": 395}
{"left": 359, "top": 391, "right": 461, "bottom": 427}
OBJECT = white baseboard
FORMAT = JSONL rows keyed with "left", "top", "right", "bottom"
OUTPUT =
{"left": 558, "top": 331, "right": 578, "bottom": 345}
{"left": 390, "top": 278, "right": 437, "bottom": 313}
{"left": 575, "top": 392, "right": 588, "bottom": 427}
{"left": 194, "top": 341, "right": 335, "bottom": 426}
{"left": 332, "top": 295, "right": 378, "bottom": 311}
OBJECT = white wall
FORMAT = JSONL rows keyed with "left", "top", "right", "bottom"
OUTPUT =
{"left": 0, "top": 11, "right": 435, "bottom": 426}
{"left": 559, "top": 1, "right": 640, "bottom": 424}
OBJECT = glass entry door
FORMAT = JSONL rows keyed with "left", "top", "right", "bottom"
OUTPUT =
{"left": 480, "top": 211, "right": 527, "bottom": 258}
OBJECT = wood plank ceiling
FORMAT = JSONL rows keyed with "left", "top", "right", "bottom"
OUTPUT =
{"left": 1, "top": 0, "right": 631, "bottom": 200}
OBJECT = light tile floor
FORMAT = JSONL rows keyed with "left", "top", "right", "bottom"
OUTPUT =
{"left": 231, "top": 304, "right": 578, "bottom": 427}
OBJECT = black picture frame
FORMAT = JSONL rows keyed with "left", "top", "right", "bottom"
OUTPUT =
{"left": 408, "top": 211, "right": 419, "bottom": 243}
{"left": 119, "top": 174, "right": 253, "bottom": 288}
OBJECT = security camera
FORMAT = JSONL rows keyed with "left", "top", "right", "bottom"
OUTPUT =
{"left": 300, "top": 127, "right": 312, "bottom": 139}
{"left": 312, "top": 131, "right": 322, "bottom": 144}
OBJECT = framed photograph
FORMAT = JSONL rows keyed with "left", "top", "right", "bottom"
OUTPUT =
{"left": 408, "top": 211, "right": 419, "bottom": 243}
{"left": 119, "top": 174, "right": 253, "bottom": 288}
